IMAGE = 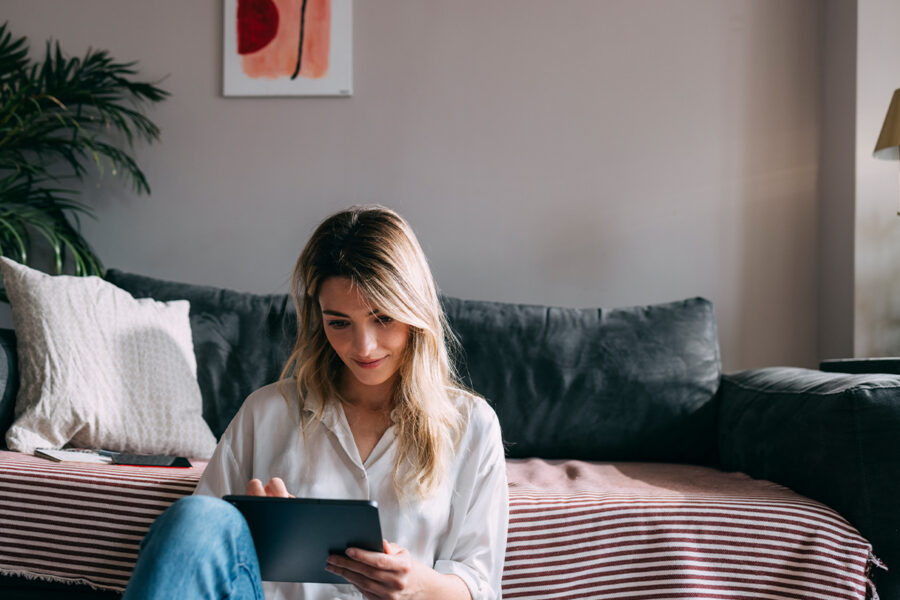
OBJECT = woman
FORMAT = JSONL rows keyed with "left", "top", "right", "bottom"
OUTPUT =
{"left": 123, "top": 206, "right": 508, "bottom": 600}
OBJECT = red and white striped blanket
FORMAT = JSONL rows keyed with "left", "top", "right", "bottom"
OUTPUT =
{"left": 0, "top": 451, "right": 880, "bottom": 598}
{"left": 503, "top": 460, "right": 878, "bottom": 600}
{"left": 0, "top": 450, "right": 204, "bottom": 590}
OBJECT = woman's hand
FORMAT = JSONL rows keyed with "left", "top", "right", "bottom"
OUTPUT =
{"left": 325, "top": 540, "right": 423, "bottom": 600}
{"left": 325, "top": 540, "right": 470, "bottom": 600}
{"left": 245, "top": 477, "right": 293, "bottom": 497}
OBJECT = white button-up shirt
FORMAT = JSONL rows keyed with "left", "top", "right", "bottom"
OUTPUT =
{"left": 195, "top": 381, "right": 508, "bottom": 600}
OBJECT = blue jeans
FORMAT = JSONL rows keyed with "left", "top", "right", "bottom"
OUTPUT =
{"left": 123, "top": 495, "right": 264, "bottom": 600}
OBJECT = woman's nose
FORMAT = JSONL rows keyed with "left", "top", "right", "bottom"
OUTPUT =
{"left": 352, "top": 324, "right": 377, "bottom": 355}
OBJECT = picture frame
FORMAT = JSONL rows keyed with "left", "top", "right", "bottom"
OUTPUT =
{"left": 223, "top": 0, "right": 352, "bottom": 97}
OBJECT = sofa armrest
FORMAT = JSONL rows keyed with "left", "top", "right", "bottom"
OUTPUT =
{"left": 718, "top": 367, "right": 898, "bottom": 594}
{"left": 0, "top": 328, "right": 16, "bottom": 449}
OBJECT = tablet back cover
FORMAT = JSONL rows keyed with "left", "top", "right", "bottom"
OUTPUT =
{"left": 224, "top": 496, "right": 383, "bottom": 583}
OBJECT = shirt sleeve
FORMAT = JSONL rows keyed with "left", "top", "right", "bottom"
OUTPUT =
{"left": 193, "top": 437, "right": 244, "bottom": 497}
{"left": 433, "top": 408, "right": 509, "bottom": 600}
{"left": 193, "top": 405, "right": 253, "bottom": 498}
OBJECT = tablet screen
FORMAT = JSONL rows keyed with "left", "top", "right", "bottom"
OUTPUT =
{"left": 223, "top": 495, "right": 383, "bottom": 583}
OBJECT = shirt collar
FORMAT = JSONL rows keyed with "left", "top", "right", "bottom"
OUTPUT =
{"left": 302, "top": 389, "right": 400, "bottom": 426}
{"left": 300, "top": 390, "right": 399, "bottom": 468}
{"left": 300, "top": 391, "right": 344, "bottom": 434}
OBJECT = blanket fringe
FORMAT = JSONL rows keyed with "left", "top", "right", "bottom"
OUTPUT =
{"left": 0, "top": 565, "right": 124, "bottom": 592}
{"left": 866, "top": 551, "right": 888, "bottom": 600}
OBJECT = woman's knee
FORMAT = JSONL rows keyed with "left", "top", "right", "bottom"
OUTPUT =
{"left": 145, "top": 495, "right": 248, "bottom": 550}
{"left": 165, "top": 495, "right": 241, "bottom": 522}
{"left": 127, "top": 496, "right": 262, "bottom": 599}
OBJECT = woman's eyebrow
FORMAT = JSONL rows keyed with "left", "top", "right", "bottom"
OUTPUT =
{"left": 321, "top": 309, "right": 381, "bottom": 317}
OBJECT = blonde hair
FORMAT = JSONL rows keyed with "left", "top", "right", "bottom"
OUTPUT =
{"left": 280, "top": 205, "right": 463, "bottom": 498}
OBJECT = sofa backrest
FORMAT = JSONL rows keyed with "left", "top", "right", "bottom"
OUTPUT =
{"left": 442, "top": 296, "right": 721, "bottom": 463}
{"left": 0, "top": 271, "right": 725, "bottom": 462}
{"left": 105, "top": 270, "right": 722, "bottom": 464}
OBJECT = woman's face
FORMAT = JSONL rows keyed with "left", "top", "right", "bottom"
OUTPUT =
{"left": 318, "top": 276, "right": 410, "bottom": 398}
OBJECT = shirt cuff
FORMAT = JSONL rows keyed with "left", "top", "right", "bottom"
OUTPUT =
{"left": 433, "top": 559, "right": 491, "bottom": 600}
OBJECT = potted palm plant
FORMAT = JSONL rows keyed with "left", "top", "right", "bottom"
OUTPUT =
{"left": 0, "top": 21, "right": 168, "bottom": 296}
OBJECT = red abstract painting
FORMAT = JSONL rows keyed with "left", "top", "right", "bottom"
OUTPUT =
{"left": 224, "top": 0, "right": 351, "bottom": 96}
{"left": 236, "top": 0, "right": 330, "bottom": 80}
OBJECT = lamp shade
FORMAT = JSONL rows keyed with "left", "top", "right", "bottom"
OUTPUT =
{"left": 875, "top": 88, "right": 900, "bottom": 160}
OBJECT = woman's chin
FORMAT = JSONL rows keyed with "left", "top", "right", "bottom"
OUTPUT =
{"left": 344, "top": 364, "right": 398, "bottom": 391}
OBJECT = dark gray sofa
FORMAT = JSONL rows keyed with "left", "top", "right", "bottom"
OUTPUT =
{"left": 1, "top": 269, "right": 898, "bottom": 598}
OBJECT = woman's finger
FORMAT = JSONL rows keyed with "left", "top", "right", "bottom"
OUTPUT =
{"left": 325, "top": 559, "right": 391, "bottom": 598}
{"left": 383, "top": 540, "right": 403, "bottom": 555}
{"left": 264, "top": 477, "right": 290, "bottom": 497}
{"left": 246, "top": 478, "right": 266, "bottom": 496}
{"left": 345, "top": 547, "right": 401, "bottom": 572}
{"left": 328, "top": 549, "right": 408, "bottom": 587}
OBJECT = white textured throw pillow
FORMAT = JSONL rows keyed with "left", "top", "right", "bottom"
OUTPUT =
{"left": 1, "top": 258, "right": 216, "bottom": 457}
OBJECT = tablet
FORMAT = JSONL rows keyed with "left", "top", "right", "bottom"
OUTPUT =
{"left": 222, "top": 495, "right": 383, "bottom": 584}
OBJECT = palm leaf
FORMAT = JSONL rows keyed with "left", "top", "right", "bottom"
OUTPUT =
{"left": 0, "top": 24, "right": 28, "bottom": 86}
{"left": 0, "top": 21, "right": 167, "bottom": 297}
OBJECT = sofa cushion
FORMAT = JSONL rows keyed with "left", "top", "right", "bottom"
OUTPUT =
{"left": 0, "top": 259, "right": 216, "bottom": 457}
{"left": 443, "top": 296, "right": 721, "bottom": 463}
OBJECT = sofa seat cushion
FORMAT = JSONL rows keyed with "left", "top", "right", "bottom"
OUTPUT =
{"left": 0, "top": 452, "right": 878, "bottom": 598}
{"left": 504, "top": 459, "right": 878, "bottom": 600}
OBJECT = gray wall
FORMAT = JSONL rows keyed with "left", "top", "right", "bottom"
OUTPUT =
{"left": 818, "top": 0, "right": 856, "bottom": 362}
{"left": 855, "top": 0, "right": 900, "bottom": 358}
{"left": 4, "top": 0, "right": 825, "bottom": 371}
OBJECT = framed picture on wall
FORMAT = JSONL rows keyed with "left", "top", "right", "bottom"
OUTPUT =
{"left": 223, "top": 0, "right": 352, "bottom": 97}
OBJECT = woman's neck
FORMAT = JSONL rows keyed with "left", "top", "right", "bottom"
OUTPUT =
{"left": 338, "top": 370, "right": 397, "bottom": 412}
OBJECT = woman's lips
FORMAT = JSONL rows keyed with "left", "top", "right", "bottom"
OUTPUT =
{"left": 354, "top": 357, "right": 386, "bottom": 369}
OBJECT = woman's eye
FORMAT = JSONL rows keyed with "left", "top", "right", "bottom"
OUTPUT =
{"left": 376, "top": 315, "right": 394, "bottom": 325}
{"left": 327, "top": 320, "right": 349, "bottom": 329}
